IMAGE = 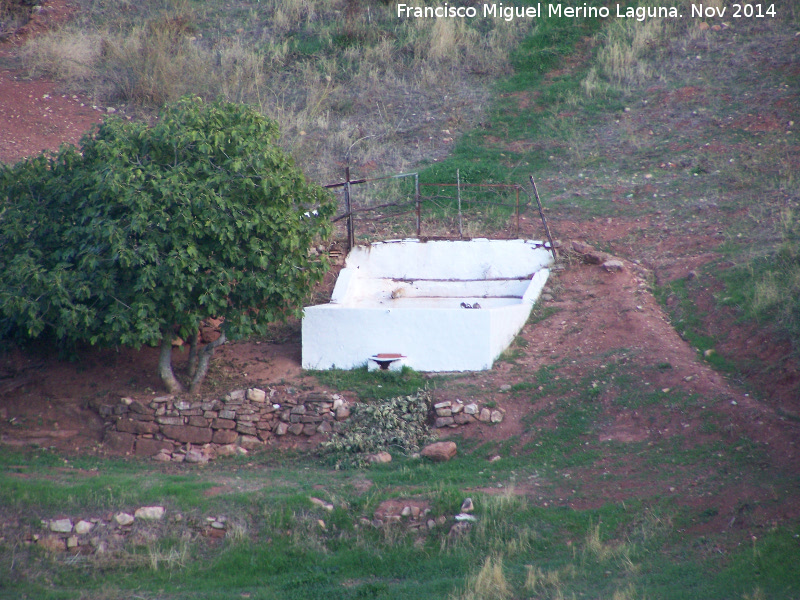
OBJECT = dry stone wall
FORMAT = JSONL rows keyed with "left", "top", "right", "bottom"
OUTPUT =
{"left": 95, "top": 387, "right": 503, "bottom": 461}
{"left": 18, "top": 505, "right": 236, "bottom": 555}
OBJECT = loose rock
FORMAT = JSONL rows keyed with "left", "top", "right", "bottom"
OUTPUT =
{"left": 366, "top": 451, "right": 392, "bottom": 464}
{"left": 602, "top": 259, "right": 624, "bottom": 273}
{"left": 49, "top": 518, "right": 73, "bottom": 533}
{"left": 135, "top": 506, "right": 165, "bottom": 520}
{"left": 421, "top": 441, "right": 457, "bottom": 462}
{"left": 114, "top": 512, "right": 135, "bottom": 526}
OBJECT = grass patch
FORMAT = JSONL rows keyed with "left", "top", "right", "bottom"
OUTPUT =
{"left": 717, "top": 208, "right": 800, "bottom": 354}
{"left": 1, "top": 430, "right": 798, "bottom": 599}
{"left": 309, "top": 365, "right": 429, "bottom": 400}
{"left": 655, "top": 275, "right": 739, "bottom": 372}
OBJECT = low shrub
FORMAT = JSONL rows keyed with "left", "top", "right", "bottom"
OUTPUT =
{"left": 321, "top": 390, "right": 435, "bottom": 468}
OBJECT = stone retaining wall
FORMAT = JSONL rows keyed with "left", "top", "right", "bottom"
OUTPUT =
{"left": 95, "top": 388, "right": 503, "bottom": 461}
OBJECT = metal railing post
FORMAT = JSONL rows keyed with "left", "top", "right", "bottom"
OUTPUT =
{"left": 344, "top": 166, "right": 354, "bottom": 250}
{"left": 415, "top": 173, "right": 421, "bottom": 237}
{"left": 457, "top": 169, "right": 462, "bottom": 239}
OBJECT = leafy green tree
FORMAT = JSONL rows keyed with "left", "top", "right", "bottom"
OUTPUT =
{"left": 0, "top": 96, "right": 334, "bottom": 393}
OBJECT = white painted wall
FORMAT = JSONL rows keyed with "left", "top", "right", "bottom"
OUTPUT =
{"left": 302, "top": 239, "right": 553, "bottom": 371}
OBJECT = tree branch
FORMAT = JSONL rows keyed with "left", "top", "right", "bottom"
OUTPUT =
{"left": 188, "top": 330, "right": 227, "bottom": 395}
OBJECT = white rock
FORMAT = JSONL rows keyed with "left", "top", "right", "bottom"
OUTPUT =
{"left": 74, "top": 520, "right": 94, "bottom": 535}
{"left": 455, "top": 513, "right": 477, "bottom": 522}
{"left": 464, "top": 403, "right": 479, "bottom": 415}
{"left": 135, "top": 506, "right": 165, "bottom": 520}
{"left": 114, "top": 512, "right": 135, "bottom": 526}
{"left": 49, "top": 518, "right": 73, "bottom": 533}
{"left": 310, "top": 497, "right": 332, "bottom": 511}
{"left": 246, "top": 388, "right": 266, "bottom": 402}
{"left": 184, "top": 449, "right": 209, "bottom": 464}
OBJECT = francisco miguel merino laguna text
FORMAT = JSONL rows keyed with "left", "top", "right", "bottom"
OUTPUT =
{"left": 396, "top": 3, "right": 683, "bottom": 22}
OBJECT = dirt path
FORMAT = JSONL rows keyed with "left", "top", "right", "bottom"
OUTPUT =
{"left": 0, "top": 0, "right": 104, "bottom": 164}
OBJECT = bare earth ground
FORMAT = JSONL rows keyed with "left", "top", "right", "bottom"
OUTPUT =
{"left": 1, "top": 0, "right": 799, "bottom": 542}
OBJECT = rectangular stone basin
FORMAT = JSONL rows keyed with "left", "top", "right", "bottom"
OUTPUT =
{"left": 302, "top": 238, "right": 553, "bottom": 371}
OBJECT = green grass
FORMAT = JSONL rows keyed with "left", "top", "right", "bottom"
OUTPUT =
{"left": 309, "top": 366, "right": 431, "bottom": 400}
{"left": 655, "top": 275, "right": 740, "bottom": 372}
{"left": 2, "top": 442, "right": 797, "bottom": 599}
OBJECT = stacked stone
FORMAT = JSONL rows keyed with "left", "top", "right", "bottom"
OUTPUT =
{"left": 101, "top": 389, "right": 351, "bottom": 459}
{"left": 272, "top": 392, "right": 350, "bottom": 437}
{"left": 29, "top": 506, "right": 166, "bottom": 554}
{"left": 364, "top": 504, "right": 435, "bottom": 531}
{"left": 432, "top": 399, "right": 505, "bottom": 428}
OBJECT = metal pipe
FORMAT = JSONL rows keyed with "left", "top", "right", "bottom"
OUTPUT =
{"left": 457, "top": 169, "right": 462, "bottom": 239}
{"left": 529, "top": 176, "right": 556, "bottom": 261}
{"left": 415, "top": 173, "right": 421, "bottom": 237}
{"left": 345, "top": 167, "right": 354, "bottom": 250}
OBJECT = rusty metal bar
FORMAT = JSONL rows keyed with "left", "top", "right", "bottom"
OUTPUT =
{"left": 332, "top": 200, "right": 409, "bottom": 222}
{"left": 323, "top": 178, "right": 367, "bottom": 189}
{"left": 457, "top": 169, "right": 462, "bottom": 239}
{"left": 529, "top": 176, "right": 556, "bottom": 261}
{"left": 344, "top": 167, "right": 354, "bottom": 250}
{"left": 415, "top": 173, "right": 421, "bottom": 237}
{"left": 324, "top": 172, "right": 537, "bottom": 245}
{"left": 418, "top": 183, "right": 524, "bottom": 188}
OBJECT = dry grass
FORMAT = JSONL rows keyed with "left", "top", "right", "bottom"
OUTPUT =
{"left": 147, "top": 541, "right": 190, "bottom": 571}
{"left": 585, "top": 0, "right": 726, "bottom": 93}
{"left": 524, "top": 563, "right": 578, "bottom": 596}
{"left": 451, "top": 555, "right": 511, "bottom": 600}
{"left": 593, "top": 18, "right": 665, "bottom": 90}
{"left": 20, "top": 0, "right": 528, "bottom": 183}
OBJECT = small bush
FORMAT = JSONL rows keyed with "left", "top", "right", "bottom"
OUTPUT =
{"left": 321, "top": 390, "right": 434, "bottom": 468}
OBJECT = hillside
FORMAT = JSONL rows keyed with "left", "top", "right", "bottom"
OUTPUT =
{"left": 1, "top": 1, "right": 799, "bottom": 599}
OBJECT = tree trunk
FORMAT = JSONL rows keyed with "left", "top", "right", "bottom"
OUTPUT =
{"left": 187, "top": 330, "right": 200, "bottom": 380}
{"left": 159, "top": 335, "right": 185, "bottom": 394}
{"left": 188, "top": 331, "right": 227, "bottom": 395}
